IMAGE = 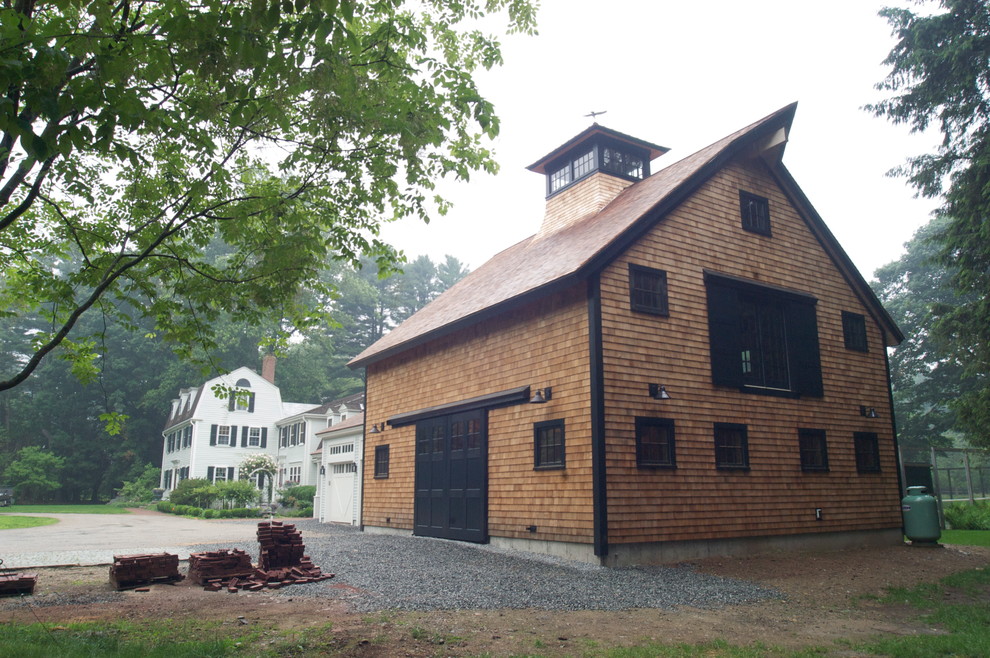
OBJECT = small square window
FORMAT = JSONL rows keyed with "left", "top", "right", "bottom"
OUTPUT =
{"left": 798, "top": 428, "right": 829, "bottom": 472}
{"left": 714, "top": 423, "right": 749, "bottom": 470}
{"left": 629, "top": 264, "right": 669, "bottom": 316}
{"left": 374, "top": 445, "right": 390, "bottom": 478}
{"left": 636, "top": 417, "right": 676, "bottom": 468}
{"left": 854, "top": 432, "right": 881, "bottom": 473}
{"left": 740, "top": 191, "right": 771, "bottom": 235}
{"left": 842, "top": 311, "right": 869, "bottom": 352}
{"left": 534, "top": 419, "right": 565, "bottom": 470}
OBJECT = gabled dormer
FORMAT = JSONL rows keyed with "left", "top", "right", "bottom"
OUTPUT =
{"left": 528, "top": 125, "right": 668, "bottom": 235}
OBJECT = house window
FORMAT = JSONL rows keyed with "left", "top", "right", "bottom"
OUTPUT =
{"left": 636, "top": 417, "right": 676, "bottom": 468}
{"left": 842, "top": 311, "right": 869, "bottom": 352}
{"left": 374, "top": 445, "right": 390, "bottom": 478}
{"left": 534, "top": 419, "right": 565, "bottom": 469}
{"left": 290, "top": 423, "right": 299, "bottom": 446}
{"left": 572, "top": 150, "right": 595, "bottom": 179}
{"left": 854, "top": 432, "right": 881, "bottom": 473}
{"left": 163, "top": 469, "right": 173, "bottom": 490}
{"left": 629, "top": 264, "right": 669, "bottom": 316}
{"left": 714, "top": 423, "right": 749, "bottom": 470}
{"left": 287, "top": 465, "right": 301, "bottom": 484}
{"left": 207, "top": 466, "right": 234, "bottom": 483}
{"left": 279, "top": 426, "right": 288, "bottom": 448}
{"left": 740, "top": 296, "right": 789, "bottom": 390}
{"left": 740, "top": 191, "right": 771, "bottom": 235}
{"left": 182, "top": 426, "right": 192, "bottom": 448}
{"left": 216, "top": 425, "right": 231, "bottom": 446}
{"left": 706, "top": 273, "right": 823, "bottom": 397}
{"left": 602, "top": 146, "right": 644, "bottom": 179}
{"left": 248, "top": 427, "right": 261, "bottom": 447}
{"left": 798, "top": 428, "right": 829, "bottom": 472}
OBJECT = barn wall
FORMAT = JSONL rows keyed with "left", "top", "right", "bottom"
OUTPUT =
{"left": 598, "top": 157, "right": 902, "bottom": 554}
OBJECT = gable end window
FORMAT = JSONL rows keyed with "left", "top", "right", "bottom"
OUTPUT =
{"left": 636, "top": 417, "right": 676, "bottom": 468}
{"left": 705, "top": 272, "right": 823, "bottom": 398}
{"left": 854, "top": 432, "right": 881, "bottom": 473}
{"left": 629, "top": 264, "right": 669, "bottom": 316}
{"left": 374, "top": 445, "right": 390, "bottom": 478}
{"left": 740, "top": 191, "right": 771, "bottom": 235}
{"left": 798, "top": 428, "right": 829, "bottom": 472}
{"left": 534, "top": 419, "right": 565, "bottom": 470}
{"left": 714, "top": 423, "right": 749, "bottom": 470}
{"left": 842, "top": 311, "right": 869, "bottom": 352}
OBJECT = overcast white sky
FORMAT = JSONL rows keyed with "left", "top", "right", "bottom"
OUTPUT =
{"left": 380, "top": 0, "right": 940, "bottom": 281}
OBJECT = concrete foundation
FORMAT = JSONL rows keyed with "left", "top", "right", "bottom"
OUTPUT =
{"left": 602, "top": 528, "right": 904, "bottom": 567}
{"left": 361, "top": 525, "right": 904, "bottom": 567}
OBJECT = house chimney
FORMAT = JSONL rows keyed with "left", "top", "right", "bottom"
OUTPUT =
{"left": 527, "top": 125, "right": 668, "bottom": 235}
{"left": 261, "top": 354, "right": 276, "bottom": 384}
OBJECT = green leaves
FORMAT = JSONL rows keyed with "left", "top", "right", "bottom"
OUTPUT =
{"left": 872, "top": 0, "right": 990, "bottom": 448}
{"left": 0, "top": 0, "right": 537, "bottom": 391}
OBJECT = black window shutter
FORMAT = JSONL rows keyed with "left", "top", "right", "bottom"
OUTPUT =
{"left": 706, "top": 282, "right": 743, "bottom": 388}
{"left": 227, "top": 466, "right": 235, "bottom": 481}
{"left": 260, "top": 428, "right": 268, "bottom": 448}
{"left": 786, "top": 301, "right": 824, "bottom": 397}
{"left": 241, "top": 426, "right": 249, "bottom": 447}
{"left": 228, "top": 394, "right": 235, "bottom": 411}
{"left": 210, "top": 424, "right": 218, "bottom": 446}
{"left": 207, "top": 466, "right": 215, "bottom": 482}
{"left": 248, "top": 392, "right": 256, "bottom": 413}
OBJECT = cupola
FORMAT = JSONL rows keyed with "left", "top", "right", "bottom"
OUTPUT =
{"left": 527, "top": 125, "right": 668, "bottom": 234}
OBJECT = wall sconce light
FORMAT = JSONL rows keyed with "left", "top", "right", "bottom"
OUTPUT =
{"left": 368, "top": 423, "right": 384, "bottom": 434}
{"left": 530, "top": 387, "right": 552, "bottom": 404}
{"left": 860, "top": 406, "right": 878, "bottom": 418}
{"left": 319, "top": 465, "right": 326, "bottom": 475}
{"left": 648, "top": 384, "right": 671, "bottom": 400}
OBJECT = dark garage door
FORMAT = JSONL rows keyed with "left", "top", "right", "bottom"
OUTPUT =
{"left": 414, "top": 410, "right": 487, "bottom": 542}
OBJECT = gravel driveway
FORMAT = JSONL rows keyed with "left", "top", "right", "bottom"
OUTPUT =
{"left": 191, "top": 519, "right": 782, "bottom": 612}
{"left": 2, "top": 513, "right": 781, "bottom": 612}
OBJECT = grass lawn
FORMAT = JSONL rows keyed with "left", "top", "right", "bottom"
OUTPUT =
{"left": 0, "top": 515, "right": 59, "bottom": 530}
{"left": 941, "top": 529, "right": 990, "bottom": 547}
{"left": 0, "top": 504, "right": 130, "bottom": 515}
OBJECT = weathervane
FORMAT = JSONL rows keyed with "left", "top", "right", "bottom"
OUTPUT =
{"left": 584, "top": 110, "right": 608, "bottom": 120}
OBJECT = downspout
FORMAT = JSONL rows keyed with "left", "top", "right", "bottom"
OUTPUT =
{"left": 884, "top": 334, "right": 906, "bottom": 521}
{"left": 358, "top": 373, "right": 369, "bottom": 531}
{"left": 588, "top": 274, "right": 608, "bottom": 560}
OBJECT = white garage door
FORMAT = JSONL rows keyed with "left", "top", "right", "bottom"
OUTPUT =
{"left": 326, "top": 463, "right": 357, "bottom": 524}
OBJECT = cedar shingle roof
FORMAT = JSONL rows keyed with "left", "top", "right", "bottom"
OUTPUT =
{"left": 349, "top": 104, "right": 900, "bottom": 368}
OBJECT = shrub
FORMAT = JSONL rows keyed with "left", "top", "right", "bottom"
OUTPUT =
{"left": 280, "top": 485, "right": 316, "bottom": 506}
{"left": 169, "top": 478, "right": 212, "bottom": 506}
{"left": 202, "top": 509, "right": 217, "bottom": 519}
{"left": 944, "top": 501, "right": 990, "bottom": 530}
{"left": 114, "top": 464, "right": 162, "bottom": 504}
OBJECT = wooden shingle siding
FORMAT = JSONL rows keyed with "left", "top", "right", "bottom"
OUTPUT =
{"left": 363, "top": 284, "right": 596, "bottom": 544}
{"left": 600, "top": 157, "right": 901, "bottom": 546}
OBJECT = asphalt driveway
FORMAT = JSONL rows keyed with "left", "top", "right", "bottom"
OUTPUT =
{"left": 1, "top": 511, "right": 260, "bottom": 568}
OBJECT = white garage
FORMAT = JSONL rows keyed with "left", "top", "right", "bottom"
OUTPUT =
{"left": 314, "top": 414, "right": 363, "bottom": 526}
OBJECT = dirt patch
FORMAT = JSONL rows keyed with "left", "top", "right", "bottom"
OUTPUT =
{"left": 2, "top": 543, "right": 987, "bottom": 655}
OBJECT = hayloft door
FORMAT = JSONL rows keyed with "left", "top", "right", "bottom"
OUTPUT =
{"left": 414, "top": 410, "right": 487, "bottom": 542}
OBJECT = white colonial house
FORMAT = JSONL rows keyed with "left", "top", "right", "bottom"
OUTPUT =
{"left": 314, "top": 412, "right": 364, "bottom": 525}
{"left": 159, "top": 356, "right": 364, "bottom": 510}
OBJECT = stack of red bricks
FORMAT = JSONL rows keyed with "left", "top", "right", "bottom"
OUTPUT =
{"left": 197, "top": 521, "right": 334, "bottom": 593}
{"left": 0, "top": 572, "right": 37, "bottom": 596}
{"left": 109, "top": 553, "right": 183, "bottom": 590}
{"left": 187, "top": 549, "right": 254, "bottom": 588}
{"left": 257, "top": 521, "right": 306, "bottom": 570}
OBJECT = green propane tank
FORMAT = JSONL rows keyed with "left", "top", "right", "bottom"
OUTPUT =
{"left": 902, "top": 485, "right": 941, "bottom": 545}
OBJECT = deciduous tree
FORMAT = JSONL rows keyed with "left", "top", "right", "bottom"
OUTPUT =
{"left": 870, "top": 0, "right": 990, "bottom": 445}
{"left": 0, "top": 0, "right": 536, "bottom": 391}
